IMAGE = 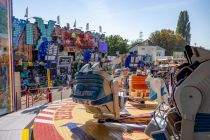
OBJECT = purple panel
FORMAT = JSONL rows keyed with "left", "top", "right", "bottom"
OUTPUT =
{"left": 99, "top": 43, "right": 108, "bottom": 53}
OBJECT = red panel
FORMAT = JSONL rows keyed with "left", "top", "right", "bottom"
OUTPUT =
{"left": 34, "top": 123, "right": 64, "bottom": 140}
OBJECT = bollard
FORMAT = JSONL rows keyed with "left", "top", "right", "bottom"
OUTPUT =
{"left": 16, "top": 92, "right": 18, "bottom": 111}
{"left": 61, "top": 88, "right": 63, "bottom": 101}
{"left": 48, "top": 88, "right": 52, "bottom": 102}
{"left": 26, "top": 90, "right": 28, "bottom": 108}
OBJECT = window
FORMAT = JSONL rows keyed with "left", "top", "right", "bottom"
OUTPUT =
{"left": 156, "top": 52, "right": 161, "bottom": 56}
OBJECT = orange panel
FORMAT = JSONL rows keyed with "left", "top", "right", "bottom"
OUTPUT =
{"left": 129, "top": 75, "right": 149, "bottom": 97}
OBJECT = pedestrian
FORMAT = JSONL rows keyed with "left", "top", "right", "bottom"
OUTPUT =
{"left": 67, "top": 74, "right": 72, "bottom": 88}
{"left": 34, "top": 74, "right": 40, "bottom": 87}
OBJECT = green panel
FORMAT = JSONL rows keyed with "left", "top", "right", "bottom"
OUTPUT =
{"left": 26, "top": 23, "right": 33, "bottom": 45}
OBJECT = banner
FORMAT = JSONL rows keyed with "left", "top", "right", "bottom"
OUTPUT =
{"left": 0, "top": 0, "right": 13, "bottom": 115}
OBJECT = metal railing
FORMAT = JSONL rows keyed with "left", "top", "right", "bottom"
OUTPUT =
{"left": 16, "top": 86, "right": 66, "bottom": 110}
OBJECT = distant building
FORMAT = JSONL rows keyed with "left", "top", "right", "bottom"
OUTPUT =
{"left": 129, "top": 40, "right": 166, "bottom": 63}
{"left": 173, "top": 51, "right": 185, "bottom": 59}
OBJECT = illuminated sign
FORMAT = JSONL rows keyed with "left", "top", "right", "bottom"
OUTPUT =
{"left": 58, "top": 56, "right": 72, "bottom": 65}
{"left": 59, "top": 58, "right": 71, "bottom": 64}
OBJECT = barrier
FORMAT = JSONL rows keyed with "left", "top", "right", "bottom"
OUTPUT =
{"left": 20, "top": 89, "right": 34, "bottom": 108}
{"left": 18, "top": 86, "right": 64, "bottom": 109}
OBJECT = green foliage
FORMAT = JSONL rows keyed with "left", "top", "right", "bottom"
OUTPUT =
{"left": 105, "top": 35, "right": 129, "bottom": 56}
{"left": 176, "top": 10, "right": 191, "bottom": 44}
{"left": 149, "top": 29, "right": 186, "bottom": 55}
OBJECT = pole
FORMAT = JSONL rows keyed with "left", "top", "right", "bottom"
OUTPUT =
{"left": 26, "top": 90, "right": 28, "bottom": 108}
{"left": 48, "top": 88, "right": 52, "bottom": 103}
{"left": 16, "top": 92, "right": 18, "bottom": 111}
{"left": 61, "top": 87, "right": 63, "bottom": 101}
{"left": 47, "top": 69, "right": 51, "bottom": 87}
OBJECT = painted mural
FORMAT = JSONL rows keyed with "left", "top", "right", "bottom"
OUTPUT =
{"left": 0, "top": 0, "right": 12, "bottom": 115}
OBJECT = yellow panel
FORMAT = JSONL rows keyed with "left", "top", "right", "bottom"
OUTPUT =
{"left": 22, "top": 129, "right": 29, "bottom": 140}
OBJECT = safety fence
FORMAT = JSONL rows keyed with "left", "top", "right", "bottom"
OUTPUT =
{"left": 16, "top": 86, "right": 65, "bottom": 110}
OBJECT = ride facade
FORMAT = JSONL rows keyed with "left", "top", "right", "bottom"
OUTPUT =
{"left": 12, "top": 16, "right": 108, "bottom": 89}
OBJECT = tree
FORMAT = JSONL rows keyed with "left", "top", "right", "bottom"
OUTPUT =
{"left": 130, "top": 39, "right": 143, "bottom": 48}
{"left": 130, "top": 32, "right": 144, "bottom": 48}
{"left": 105, "top": 35, "right": 129, "bottom": 56}
{"left": 149, "top": 29, "right": 186, "bottom": 55}
{"left": 176, "top": 11, "right": 191, "bottom": 44}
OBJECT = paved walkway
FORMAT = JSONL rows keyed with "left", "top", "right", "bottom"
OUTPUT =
{"left": 0, "top": 88, "right": 71, "bottom": 140}
{"left": 33, "top": 99, "right": 156, "bottom": 140}
{"left": 0, "top": 103, "right": 48, "bottom": 140}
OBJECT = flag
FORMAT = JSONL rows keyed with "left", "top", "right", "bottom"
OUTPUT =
{"left": 24, "top": 7, "right": 28, "bottom": 18}
{"left": 99, "top": 26, "right": 102, "bottom": 32}
{"left": 86, "top": 23, "right": 89, "bottom": 31}
{"left": 73, "top": 20, "right": 76, "bottom": 28}
{"left": 57, "top": 16, "right": 60, "bottom": 25}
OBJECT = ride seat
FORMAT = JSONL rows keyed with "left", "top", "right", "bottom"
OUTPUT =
{"left": 129, "top": 75, "right": 149, "bottom": 97}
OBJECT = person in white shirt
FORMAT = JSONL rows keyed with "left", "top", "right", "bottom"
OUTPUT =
{"left": 67, "top": 74, "right": 72, "bottom": 88}
{"left": 34, "top": 75, "right": 40, "bottom": 86}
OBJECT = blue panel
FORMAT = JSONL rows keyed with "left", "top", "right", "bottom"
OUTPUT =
{"left": 72, "top": 72, "right": 115, "bottom": 106}
{"left": 12, "top": 17, "right": 26, "bottom": 46}
{"left": 194, "top": 113, "right": 210, "bottom": 132}
{"left": 63, "top": 123, "right": 96, "bottom": 140}
{"left": 146, "top": 81, "right": 157, "bottom": 101}
{"left": 146, "top": 81, "right": 166, "bottom": 101}
{"left": 91, "top": 94, "right": 113, "bottom": 105}
{"left": 151, "top": 132, "right": 167, "bottom": 140}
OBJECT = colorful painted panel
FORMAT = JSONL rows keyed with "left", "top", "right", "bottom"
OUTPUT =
{"left": 0, "top": 0, "right": 13, "bottom": 115}
{"left": 26, "top": 23, "right": 34, "bottom": 45}
{"left": 12, "top": 17, "right": 26, "bottom": 46}
{"left": 34, "top": 17, "right": 55, "bottom": 49}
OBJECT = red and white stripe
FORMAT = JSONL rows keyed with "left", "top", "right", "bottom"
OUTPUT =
{"left": 33, "top": 100, "right": 73, "bottom": 140}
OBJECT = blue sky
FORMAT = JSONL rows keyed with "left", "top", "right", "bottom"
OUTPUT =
{"left": 13, "top": 0, "right": 210, "bottom": 49}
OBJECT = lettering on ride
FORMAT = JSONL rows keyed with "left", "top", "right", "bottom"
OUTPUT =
{"left": 54, "top": 104, "right": 76, "bottom": 121}
{"left": 75, "top": 91, "right": 94, "bottom": 96}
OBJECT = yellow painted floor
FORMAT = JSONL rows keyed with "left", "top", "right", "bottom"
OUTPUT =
{"left": 51, "top": 100, "right": 156, "bottom": 140}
